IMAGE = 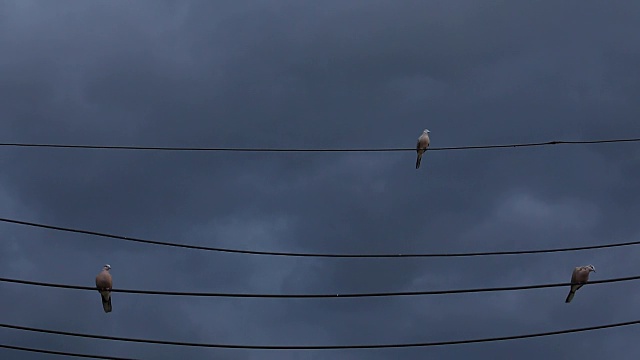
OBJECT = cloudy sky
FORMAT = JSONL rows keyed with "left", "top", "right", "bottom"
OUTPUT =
{"left": 1, "top": 0, "right": 640, "bottom": 359}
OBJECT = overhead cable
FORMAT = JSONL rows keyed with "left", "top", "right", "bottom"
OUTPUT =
{"left": 1, "top": 217, "right": 639, "bottom": 258}
{"left": 1, "top": 320, "right": 638, "bottom": 349}
{"left": 1, "top": 275, "right": 638, "bottom": 298}
{"left": 0, "top": 137, "right": 638, "bottom": 153}
{"left": 0, "top": 343, "right": 138, "bottom": 360}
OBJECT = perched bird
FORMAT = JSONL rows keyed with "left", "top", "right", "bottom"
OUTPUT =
{"left": 416, "top": 129, "right": 431, "bottom": 169}
{"left": 565, "top": 264, "right": 595, "bottom": 303}
{"left": 95, "top": 264, "right": 113, "bottom": 313}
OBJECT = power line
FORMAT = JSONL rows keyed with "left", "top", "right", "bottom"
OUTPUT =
{"left": 1, "top": 320, "right": 638, "bottom": 350}
{"left": 0, "top": 137, "right": 639, "bottom": 153}
{"left": 1, "top": 217, "right": 639, "bottom": 258}
{"left": 2, "top": 275, "right": 638, "bottom": 298}
{"left": 0, "top": 343, "right": 138, "bottom": 360}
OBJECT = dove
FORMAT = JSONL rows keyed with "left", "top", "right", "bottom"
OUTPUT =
{"left": 565, "top": 264, "right": 595, "bottom": 303}
{"left": 95, "top": 264, "right": 113, "bottom": 313}
{"left": 416, "top": 129, "right": 431, "bottom": 169}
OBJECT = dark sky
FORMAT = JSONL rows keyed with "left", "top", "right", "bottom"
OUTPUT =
{"left": 1, "top": 1, "right": 640, "bottom": 359}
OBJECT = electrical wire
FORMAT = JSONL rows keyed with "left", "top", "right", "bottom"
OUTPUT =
{"left": 1, "top": 217, "right": 639, "bottom": 258}
{"left": 0, "top": 343, "right": 138, "bottom": 360}
{"left": 1, "top": 320, "right": 638, "bottom": 349}
{"left": 1, "top": 275, "right": 638, "bottom": 298}
{"left": 0, "top": 137, "right": 639, "bottom": 152}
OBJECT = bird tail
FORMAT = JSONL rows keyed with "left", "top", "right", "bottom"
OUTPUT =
{"left": 565, "top": 290, "right": 575, "bottom": 303}
{"left": 101, "top": 293, "right": 112, "bottom": 313}
{"left": 416, "top": 154, "right": 422, "bottom": 169}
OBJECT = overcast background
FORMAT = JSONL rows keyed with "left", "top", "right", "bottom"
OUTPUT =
{"left": 1, "top": 1, "right": 640, "bottom": 359}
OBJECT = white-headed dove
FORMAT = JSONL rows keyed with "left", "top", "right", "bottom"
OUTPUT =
{"left": 416, "top": 129, "right": 431, "bottom": 169}
{"left": 565, "top": 264, "right": 595, "bottom": 303}
{"left": 95, "top": 264, "right": 113, "bottom": 313}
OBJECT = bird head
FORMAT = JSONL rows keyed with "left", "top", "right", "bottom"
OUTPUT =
{"left": 104, "top": 264, "right": 111, "bottom": 271}
{"left": 587, "top": 264, "right": 595, "bottom": 272}
{"left": 424, "top": 129, "right": 430, "bottom": 134}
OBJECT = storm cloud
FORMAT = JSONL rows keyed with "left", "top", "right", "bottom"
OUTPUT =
{"left": 1, "top": 1, "right": 640, "bottom": 359}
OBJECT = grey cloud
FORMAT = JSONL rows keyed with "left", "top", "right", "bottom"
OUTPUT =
{"left": 2, "top": 1, "right": 640, "bottom": 359}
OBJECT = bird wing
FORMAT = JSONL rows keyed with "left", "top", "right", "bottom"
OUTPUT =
{"left": 570, "top": 267, "right": 579, "bottom": 283}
